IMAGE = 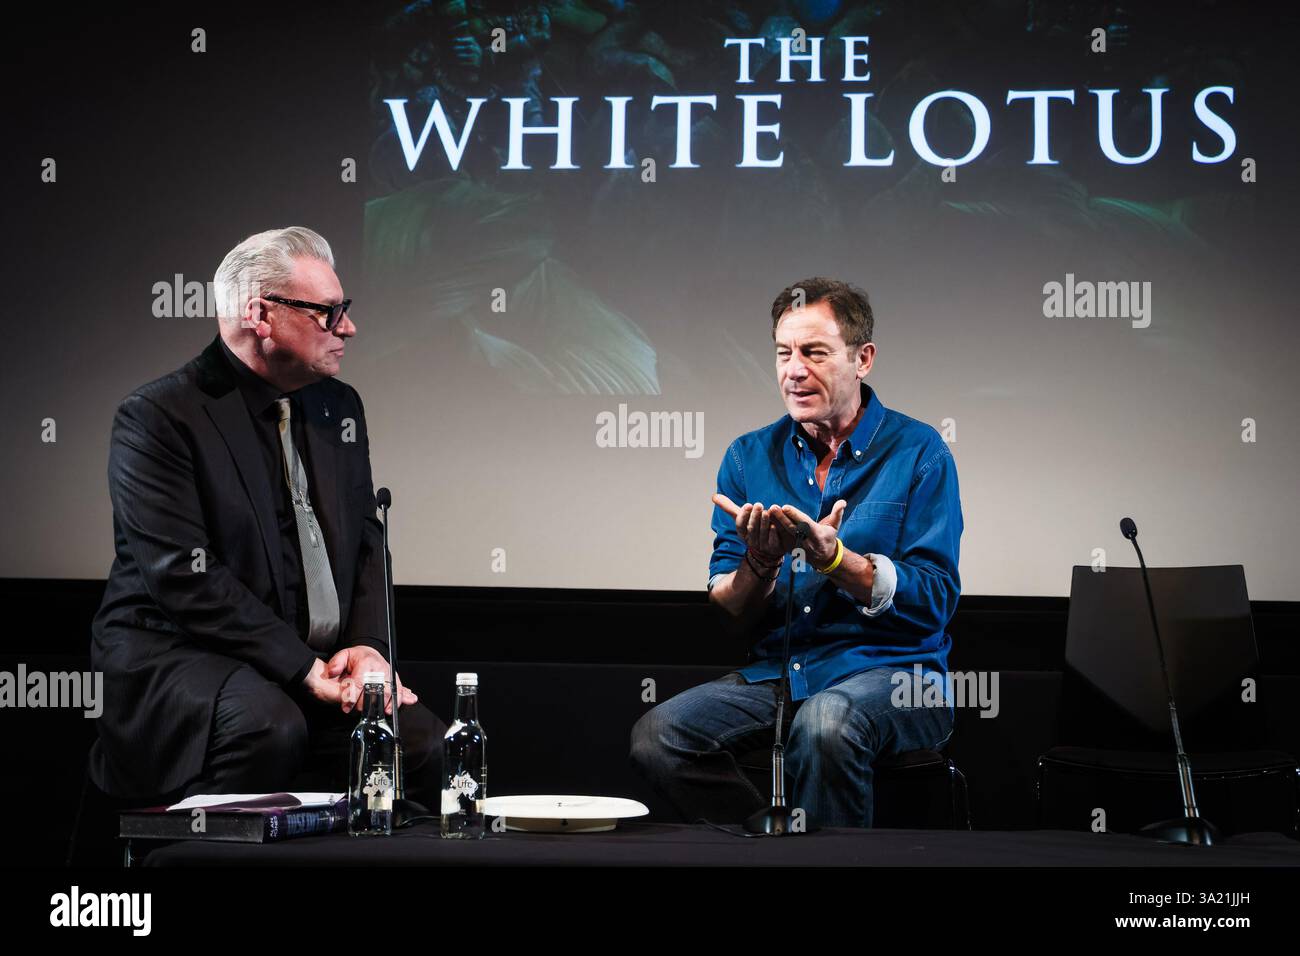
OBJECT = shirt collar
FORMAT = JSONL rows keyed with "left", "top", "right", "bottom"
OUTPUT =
{"left": 788, "top": 381, "right": 886, "bottom": 464}
{"left": 217, "top": 335, "right": 292, "bottom": 418}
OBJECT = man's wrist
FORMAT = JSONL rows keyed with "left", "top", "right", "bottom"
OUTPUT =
{"left": 814, "top": 537, "right": 846, "bottom": 574}
{"left": 744, "top": 549, "right": 782, "bottom": 581}
{"left": 348, "top": 638, "right": 390, "bottom": 661}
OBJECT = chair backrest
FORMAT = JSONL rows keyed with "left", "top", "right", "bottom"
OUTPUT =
{"left": 1057, "top": 565, "right": 1264, "bottom": 752}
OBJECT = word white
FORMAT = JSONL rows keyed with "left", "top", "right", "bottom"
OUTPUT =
{"left": 596, "top": 404, "right": 704, "bottom": 459}
{"left": 0, "top": 665, "right": 102, "bottom": 717}
{"left": 1043, "top": 273, "right": 1152, "bottom": 328}
{"left": 50, "top": 886, "right": 151, "bottom": 936}
{"left": 890, "top": 664, "right": 1000, "bottom": 718}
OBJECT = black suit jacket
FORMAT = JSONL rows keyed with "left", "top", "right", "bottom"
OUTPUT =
{"left": 89, "top": 334, "right": 391, "bottom": 798}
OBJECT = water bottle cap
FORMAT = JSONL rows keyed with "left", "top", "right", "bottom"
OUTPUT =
{"left": 455, "top": 672, "right": 478, "bottom": 686}
{"left": 362, "top": 671, "right": 387, "bottom": 685}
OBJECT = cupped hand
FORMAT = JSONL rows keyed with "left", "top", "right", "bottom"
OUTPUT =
{"left": 713, "top": 493, "right": 802, "bottom": 563}
{"left": 777, "top": 500, "right": 848, "bottom": 568}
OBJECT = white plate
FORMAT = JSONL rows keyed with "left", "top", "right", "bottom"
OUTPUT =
{"left": 479, "top": 795, "right": 649, "bottom": 833}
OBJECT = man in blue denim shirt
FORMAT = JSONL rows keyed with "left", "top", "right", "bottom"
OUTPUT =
{"left": 630, "top": 277, "right": 962, "bottom": 829}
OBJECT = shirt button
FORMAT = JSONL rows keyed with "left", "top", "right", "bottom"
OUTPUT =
{"left": 807, "top": 477, "right": 814, "bottom": 485}
{"left": 792, "top": 663, "right": 801, "bottom": 671}
{"left": 854, "top": 450, "right": 862, "bottom": 458}
{"left": 803, "top": 605, "right": 811, "bottom": 614}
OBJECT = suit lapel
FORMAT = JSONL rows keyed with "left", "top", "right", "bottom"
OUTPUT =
{"left": 204, "top": 385, "right": 289, "bottom": 617}
{"left": 195, "top": 336, "right": 287, "bottom": 617}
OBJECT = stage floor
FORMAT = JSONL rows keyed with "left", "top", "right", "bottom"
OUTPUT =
{"left": 140, "top": 821, "right": 1300, "bottom": 867}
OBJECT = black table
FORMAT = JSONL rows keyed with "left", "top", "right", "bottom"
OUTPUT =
{"left": 142, "top": 822, "right": 1300, "bottom": 867}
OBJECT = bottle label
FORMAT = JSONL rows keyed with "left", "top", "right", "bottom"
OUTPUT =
{"left": 363, "top": 768, "right": 394, "bottom": 811}
{"left": 442, "top": 770, "right": 479, "bottom": 814}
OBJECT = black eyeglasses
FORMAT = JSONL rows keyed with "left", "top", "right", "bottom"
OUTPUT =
{"left": 263, "top": 294, "right": 352, "bottom": 331}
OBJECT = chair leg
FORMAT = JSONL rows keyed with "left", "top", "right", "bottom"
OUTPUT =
{"left": 64, "top": 764, "right": 93, "bottom": 867}
{"left": 947, "top": 761, "right": 972, "bottom": 830}
{"left": 947, "top": 762, "right": 958, "bottom": 829}
{"left": 1034, "top": 758, "right": 1043, "bottom": 829}
{"left": 66, "top": 759, "right": 143, "bottom": 867}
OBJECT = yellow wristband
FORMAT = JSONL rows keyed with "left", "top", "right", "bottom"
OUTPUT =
{"left": 815, "top": 537, "right": 845, "bottom": 574}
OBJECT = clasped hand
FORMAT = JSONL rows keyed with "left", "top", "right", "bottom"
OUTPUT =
{"left": 302, "top": 646, "right": 418, "bottom": 715}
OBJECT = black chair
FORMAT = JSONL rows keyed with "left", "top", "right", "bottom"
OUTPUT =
{"left": 65, "top": 754, "right": 175, "bottom": 867}
{"left": 1037, "top": 747, "right": 1298, "bottom": 835}
{"left": 1036, "top": 565, "right": 1298, "bottom": 837}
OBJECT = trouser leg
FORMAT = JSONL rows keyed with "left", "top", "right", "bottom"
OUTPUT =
{"left": 183, "top": 663, "right": 310, "bottom": 797}
{"left": 629, "top": 672, "right": 792, "bottom": 824}
{"left": 787, "top": 667, "right": 954, "bottom": 828}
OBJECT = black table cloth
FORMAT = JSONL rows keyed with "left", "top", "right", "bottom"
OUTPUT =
{"left": 142, "top": 822, "right": 1300, "bottom": 867}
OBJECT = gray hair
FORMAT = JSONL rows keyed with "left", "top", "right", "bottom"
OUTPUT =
{"left": 213, "top": 226, "right": 335, "bottom": 323}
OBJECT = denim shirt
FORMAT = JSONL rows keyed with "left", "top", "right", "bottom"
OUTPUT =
{"left": 708, "top": 383, "right": 963, "bottom": 701}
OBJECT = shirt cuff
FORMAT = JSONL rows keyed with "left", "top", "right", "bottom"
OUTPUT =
{"left": 857, "top": 553, "right": 897, "bottom": 617}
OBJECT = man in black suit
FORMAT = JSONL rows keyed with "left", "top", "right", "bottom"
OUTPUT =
{"left": 90, "top": 226, "right": 444, "bottom": 808}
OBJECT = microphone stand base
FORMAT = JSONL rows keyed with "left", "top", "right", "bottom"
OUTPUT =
{"left": 743, "top": 805, "right": 818, "bottom": 836}
{"left": 389, "top": 741, "right": 433, "bottom": 828}
{"left": 1139, "top": 816, "right": 1219, "bottom": 846}
{"left": 390, "top": 798, "right": 432, "bottom": 829}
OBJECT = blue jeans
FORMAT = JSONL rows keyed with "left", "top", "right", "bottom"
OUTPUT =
{"left": 630, "top": 668, "right": 953, "bottom": 828}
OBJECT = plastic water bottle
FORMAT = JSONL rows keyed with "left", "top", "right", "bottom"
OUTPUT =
{"left": 441, "top": 672, "right": 487, "bottom": 839}
{"left": 348, "top": 671, "right": 395, "bottom": 836}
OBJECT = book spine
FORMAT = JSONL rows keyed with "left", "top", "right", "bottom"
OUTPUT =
{"left": 263, "top": 806, "right": 346, "bottom": 842}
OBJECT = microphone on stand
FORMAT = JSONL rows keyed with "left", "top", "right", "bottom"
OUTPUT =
{"left": 745, "top": 523, "right": 817, "bottom": 836}
{"left": 1120, "top": 516, "right": 1218, "bottom": 846}
{"left": 376, "top": 487, "right": 430, "bottom": 828}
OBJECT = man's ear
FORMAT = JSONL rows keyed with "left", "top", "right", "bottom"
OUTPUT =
{"left": 856, "top": 341, "right": 875, "bottom": 378}
{"left": 243, "top": 298, "right": 271, "bottom": 337}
